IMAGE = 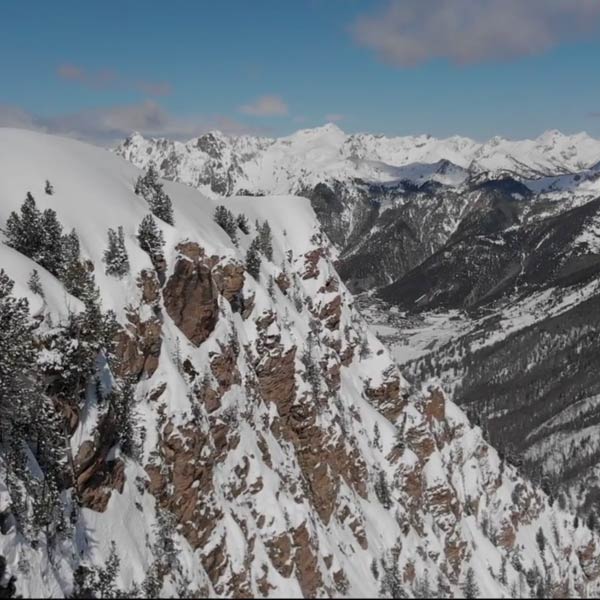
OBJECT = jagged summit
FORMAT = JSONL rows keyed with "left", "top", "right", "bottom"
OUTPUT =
{"left": 116, "top": 125, "right": 600, "bottom": 197}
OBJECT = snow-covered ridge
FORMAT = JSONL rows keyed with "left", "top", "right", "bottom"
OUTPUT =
{"left": 1, "top": 127, "right": 600, "bottom": 598}
{"left": 115, "top": 124, "right": 600, "bottom": 198}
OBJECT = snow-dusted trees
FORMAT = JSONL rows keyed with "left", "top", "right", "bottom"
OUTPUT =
{"left": 462, "top": 566, "right": 480, "bottom": 599}
{"left": 135, "top": 165, "right": 174, "bottom": 225}
{"left": 236, "top": 213, "right": 250, "bottom": 235}
{"left": 109, "top": 377, "right": 139, "bottom": 459}
{"left": 60, "top": 229, "right": 98, "bottom": 306}
{"left": 103, "top": 226, "right": 130, "bottom": 278}
{"left": 73, "top": 541, "right": 122, "bottom": 599}
{"left": 374, "top": 470, "right": 392, "bottom": 510}
{"left": 379, "top": 548, "right": 404, "bottom": 598}
{"left": 27, "top": 269, "right": 44, "bottom": 298}
{"left": 214, "top": 205, "right": 238, "bottom": 245}
{"left": 536, "top": 527, "right": 546, "bottom": 554}
{"left": 40, "top": 209, "right": 64, "bottom": 276}
{"left": 0, "top": 270, "right": 37, "bottom": 442}
{"left": 4, "top": 192, "right": 41, "bottom": 257}
{"left": 245, "top": 237, "right": 262, "bottom": 279}
{"left": 257, "top": 219, "right": 273, "bottom": 261}
{"left": 4, "top": 193, "right": 64, "bottom": 276}
{"left": 301, "top": 333, "right": 321, "bottom": 397}
{"left": 0, "top": 270, "right": 68, "bottom": 542}
{"left": 137, "top": 214, "right": 165, "bottom": 269}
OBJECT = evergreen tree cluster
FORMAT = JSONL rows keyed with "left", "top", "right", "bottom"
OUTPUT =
{"left": 3, "top": 193, "right": 100, "bottom": 307}
{"left": 108, "top": 377, "right": 141, "bottom": 459}
{"left": 0, "top": 269, "right": 69, "bottom": 542}
{"left": 103, "top": 226, "right": 130, "bottom": 278}
{"left": 72, "top": 541, "right": 121, "bottom": 599}
{"left": 256, "top": 219, "right": 273, "bottom": 261}
{"left": 134, "top": 165, "right": 174, "bottom": 225}
{"left": 236, "top": 213, "right": 249, "bottom": 234}
{"left": 137, "top": 214, "right": 165, "bottom": 269}
{"left": 245, "top": 237, "right": 262, "bottom": 279}
{"left": 213, "top": 205, "right": 238, "bottom": 245}
{"left": 4, "top": 193, "right": 64, "bottom": 276}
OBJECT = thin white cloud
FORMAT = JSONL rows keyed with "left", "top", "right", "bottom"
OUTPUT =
{"left": 0, "top": 101, "right": 262, "bottom": 146}
{"left": 351, "top": 0, "right": 600, "bottom": 67}
{"left": 239, "top": 95, "right": 289, "bottom": 117}
{"left": 56, "top": 63, "right": 172, "bottom": 96}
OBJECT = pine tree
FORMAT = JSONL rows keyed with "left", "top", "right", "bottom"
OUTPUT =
{"left": 0, "top": 270, "right": 37, "bottom": 441}
{"left": 137, "top": 215, "right": 165, "bottom": 269}
{"left": 142, "top": 563, "right": 162, "bottom": 598}
{"left": 462, "top": 567, "right": 480, "bottom": 599}
{"left": 59, "top": 230, "right": 99, "bottom": 306}
{"left": 374, "top": 470, "right": 392, "bottom": 510}
{"left": 4, "top": 194, "right": 64, "bottom": 276}
{"left": 214, "top": 205, "right": 238, "bottom": 245}
{"left": 499, "top": 555, "right": 507, "bottom": 586}
{"left": 4, "top": 192, "right": 43, "bottom": 261}
{"left": 148, "top": 187, "right": 174, "bottom": 226}
{"left": 258, "top": 220, "right": 273, "bottom": 260}
{"left": 245, "top": 237, "right": 262, "bottom": 279}
{"left": 39, "top": 208, "right": 64, "bottom": 276}
{"left": 379, "top": 550, "right": 404, "bottom": 598}
{"left": 103, "top": 227, "right": 130, "bottom": 278}
{"left": 134, "top": 164, "right": 159, "bottom": 197}
{"left": 236, "top": 213, "right": 250, "bottom": 234}
{"left": 97, "top": 541, "right": 121, "bottom": 599}
{"left": 370, "top": 559, "right": 379, "bottom": 581}
{"left": 301, "top": 334, "right": 320, "bottom": 397}
{"left": 536, "top": 527, "right": 546, "bottom": 554}
{"left": 110, "top": 377, "right": 139, "bottom": 458}
{"left": 27, "top": 270, "right": 44, "bottom": 298}
{"left": 135, "top": 165, "right": 174, "bottom": 225}
{"left": 154, "top": 508, "right": 178, "bottom": 573}
{"left": 267, "top": 275, "right": 275, "bottom": 298}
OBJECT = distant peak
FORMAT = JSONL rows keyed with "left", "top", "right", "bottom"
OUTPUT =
{"left": 124, "top": 131, "right": 146, "bottom": 143}
{"left": 537, "top": 128, "right": 564, "bottom": 142}
{"left": 294, "top": 123, "right": 346, "bottom": 137}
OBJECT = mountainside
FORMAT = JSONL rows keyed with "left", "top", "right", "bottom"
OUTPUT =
{"left": 115, "top": 126, "right": 600, "bottom": 291}
{"left": 368, "top": 184, "right": 600, "bottom": 524}
{"left": 1, "top": 128, "right": 600, "bottom": 597}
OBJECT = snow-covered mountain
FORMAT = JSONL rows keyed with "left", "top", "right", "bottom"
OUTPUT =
{"left": 116, "top": 125, "right": 600, "bottom": 198}
{"left": 115, "top": 125, "right": 600, "bottom": 292}
{"left": 2, "top": 127, "right": 600, "bottom": 597}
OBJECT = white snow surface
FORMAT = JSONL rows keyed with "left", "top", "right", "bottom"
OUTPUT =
{"left": 115, "top": 124, "right": 600, "bottom": 199}
{"left": 0, "top": 128, "right": 599, "bottom": 598}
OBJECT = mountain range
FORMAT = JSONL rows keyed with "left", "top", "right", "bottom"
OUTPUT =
{"left": 0, "top": 126, "right": 599, "bottom": 597}
{"left": 117, "top": 124, "right": 600, "bottom": 539}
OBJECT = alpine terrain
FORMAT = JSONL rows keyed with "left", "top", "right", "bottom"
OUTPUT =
{"left": 0, "top": 126, "right": 598, "bottom": 598}
{"left": 117, "top": 124, "right": 600, "bottom": 566}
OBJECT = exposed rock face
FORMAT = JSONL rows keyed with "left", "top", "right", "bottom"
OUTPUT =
{"left": 163, "top": 243, "right": 220, "bottom": 346}
{"left": 74, "top": 414, "right": 125, "bottom": 512}
{"left": 114, "top": 270, "right": 163, "bottom": 379}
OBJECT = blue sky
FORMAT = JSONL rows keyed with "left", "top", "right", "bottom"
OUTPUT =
{"left": 2, "top": 0, "right": 600, "bottom": 144}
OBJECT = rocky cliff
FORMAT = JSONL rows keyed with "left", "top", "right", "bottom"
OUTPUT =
{"left": 0, "top": 128, "right": 599, "bottom": 597}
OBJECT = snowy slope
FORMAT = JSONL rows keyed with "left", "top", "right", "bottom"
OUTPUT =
{"left": 1, "top": 128, "right": 600, "bottom": 598}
